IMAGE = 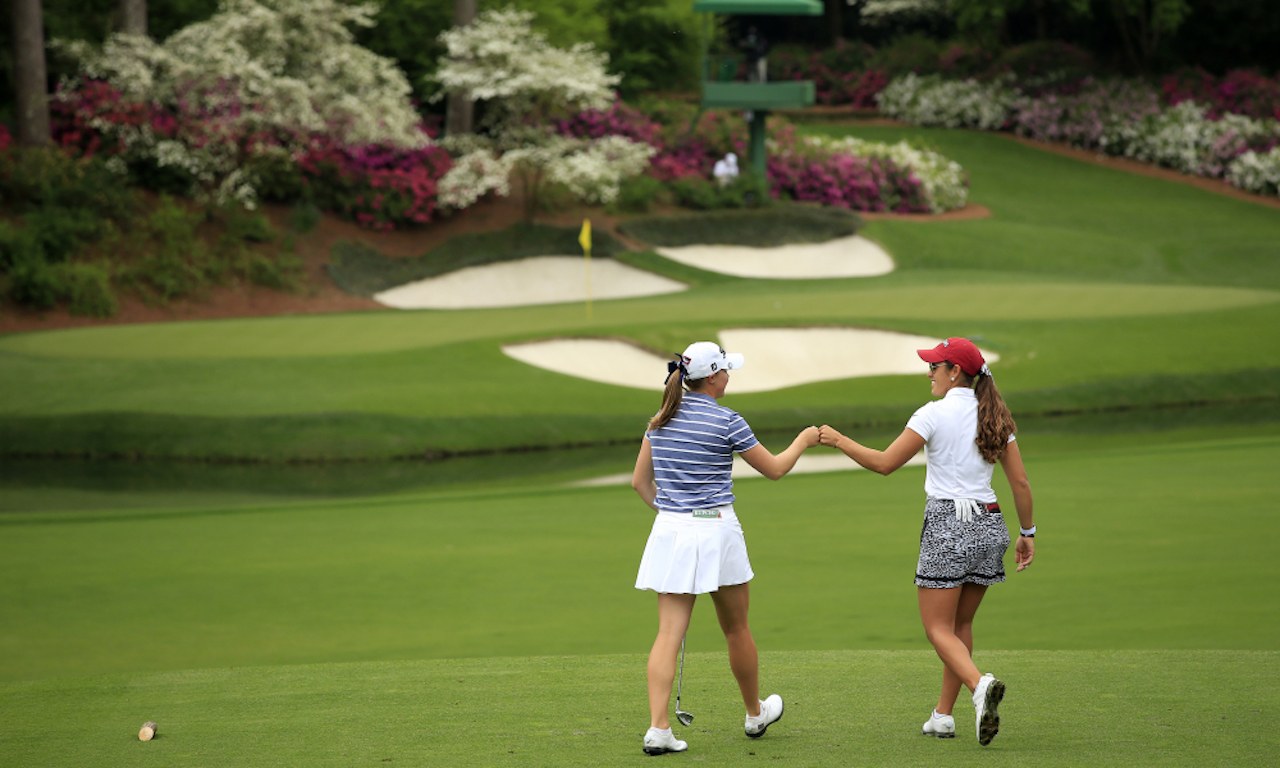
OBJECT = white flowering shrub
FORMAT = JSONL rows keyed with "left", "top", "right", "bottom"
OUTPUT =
{"left": 437, "top": 150, "right": 513, "bottom": 211}
{"left": 433, "top": 6, "right": 645, "bottom": 218}
{"left": 543, "top": 135, "right": 656, "bottom": 205}
{"left": 434, "top": 7, "right": 619, "bottom": 135}
{"left": 859, "top": 0, "right": 949, "bottom": 26}
{"left": 881, "top": 71, "right": 1280, "bottom": 199}
{"left": 54, "top": 0, "right": 425, "bottom": 206}
{"left": 1226, "top": 147, "right": 1280, "bottom": 196}
{"left": 1123, "top": 101, "right": 1280, "bottom": 178}
{"left": 876, "top": 74, "right": 1019, "bottom": 131}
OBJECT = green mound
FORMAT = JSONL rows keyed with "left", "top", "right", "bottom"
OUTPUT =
{"left": 327, "top": 222, "right": 626, "bottom": 295}
{"left": 619, "top": 203, "right": 861, "bottom": 247}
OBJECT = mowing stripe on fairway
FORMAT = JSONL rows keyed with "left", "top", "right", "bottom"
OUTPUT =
{"left": 0, "top": 650, "right": 1274, "bottom": 768}
{"left": 2, "top": 281, "right": 1276, "bottom": 360}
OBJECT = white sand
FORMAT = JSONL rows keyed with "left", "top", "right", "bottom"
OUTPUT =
{"left": 502, "top": 329, "right": 998, "bottom": 393}
{"left": 570, "top": 451, "right": 926, "bottom": 487}
{"left": 372, "top": 236, "right": 894, "bottom": 310}
{"left": 654, "top": 235, "right": 893, "bottom": 279}
{"left": 373, "top": 256, "right": 686, "bottom": 309}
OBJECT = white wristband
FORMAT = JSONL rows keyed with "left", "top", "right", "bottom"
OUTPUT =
{"left": 1019, "top": 525, "right": 1037, "bottom": 537}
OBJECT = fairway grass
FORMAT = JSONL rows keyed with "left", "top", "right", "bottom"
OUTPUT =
{"left": 2, "top": 428, "right": 1277, "bottom": 683}
{"left": 1, "top": 650, "right": 1275, "bottom": 767}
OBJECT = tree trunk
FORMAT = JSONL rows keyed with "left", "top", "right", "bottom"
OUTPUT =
{"left": 445, "top": 0, "right": 476, "bottom": 137}
{"left": 11, "top": 0, "right": 51, "bottom": 146}
{"left": 119, "top": 0, "right": 147, "bottom": 36}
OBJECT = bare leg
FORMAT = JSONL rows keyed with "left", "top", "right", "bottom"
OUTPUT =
{"left": 709, "top": 582, "right": 761, "bottom": 717}
{"left": 930, "top": 584, "right": 988, "bottom": 714}
{"left": 648, "top": 593, "right": 696, "bottom": 729}
{"left": 918, "top": 585, "right": 985, "bottom": 712}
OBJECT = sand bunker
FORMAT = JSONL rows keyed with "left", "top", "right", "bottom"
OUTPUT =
{"left": 503, "top": 329, "right": 998, "bottom": 393}
{"left": 373, "top": 256, "right": 686, "bottom": 309}
{"left": 654, "top": 235, "right": 893, "bottom": 279}
{"left": 373, "top": 236, "right": 894, "bottom": 310}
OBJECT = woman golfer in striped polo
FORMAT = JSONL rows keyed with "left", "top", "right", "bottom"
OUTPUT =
{"left": 818, "top": 337, "right": 1035, "bottom": 747}
{"left": 633, "top": 341, "right": 819, "bottom": 756}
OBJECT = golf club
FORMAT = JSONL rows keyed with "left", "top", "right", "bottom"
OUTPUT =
{"left": 675, "top": 636, "right": 694, "bottom": 726}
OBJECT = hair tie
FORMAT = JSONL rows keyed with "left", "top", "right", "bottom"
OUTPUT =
{"left": 664, "top": 357, "right": 687, "bottom": 385}
{"left": 979, "top": 364, "right": 992, "bottom": 379}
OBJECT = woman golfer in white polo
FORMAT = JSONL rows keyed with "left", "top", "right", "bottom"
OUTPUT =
{"left": 633, "top": 341, "right": 819, "bottom": 756}
{"left": 818, "top": 337, "right": 1035, "bottom": 747}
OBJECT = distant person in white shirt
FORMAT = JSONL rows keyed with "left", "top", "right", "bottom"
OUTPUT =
{"left": 633, "top": 341, "right": 819, "bottom": 756}
{"left": 817, "top": 337, "right": 1035, "bottom": 747}
{"left": 712, "top": 152, "right": 739, "bottom": 186}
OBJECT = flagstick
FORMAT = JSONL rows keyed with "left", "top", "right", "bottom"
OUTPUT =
{"left": 579, "top": 218, "right": 593, "bottom": 320}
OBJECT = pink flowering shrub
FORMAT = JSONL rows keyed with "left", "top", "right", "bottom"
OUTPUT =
{"left": 1012, "top": 79, "right": 1162, "bottom": 152}
{"left": 48, "top": 77, "right": 454, "bottom": 229}
{"left": 1162, "top": 67, "right": 1280, "bottom": 121}
{"left": 560, "top": 97, "right": 941, "bottom": 212}
{"left": 298, "top": 137, "right": 452, "bottom": 231}
{"left": 769, "top": 42, "right": 888, "bottom": 108}
{"left": 50, "top": 79, "right": 174, "bottom": 159}
{"left": 768, "top": 151, "right": 929, "bottom": 213}
{"left": 555, "top": 100, "right": 662, "bottom": 146}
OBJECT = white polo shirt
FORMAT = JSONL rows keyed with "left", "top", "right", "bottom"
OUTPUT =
{"left": 905, "top": 387, "right": 1013, "bottom": 503}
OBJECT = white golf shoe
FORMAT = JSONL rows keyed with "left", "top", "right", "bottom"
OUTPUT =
{"left": 642, "top": 727, "right": 688, "bottom": 756}
{"left": 921, "top": 709, "right": 956, "bottom": 738}
{"left": 744, "top": 694, "right": 784, "bottom": 738}
{"left": 972, "top": 673, "right": 1006, "bottom": 746}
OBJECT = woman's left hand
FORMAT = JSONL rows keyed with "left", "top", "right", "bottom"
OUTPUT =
{"left": 1014, "top": 535, "right": 1035, "bottom": 572}
{"left": 817, "top": 424, "right": 844, "bottom": 448}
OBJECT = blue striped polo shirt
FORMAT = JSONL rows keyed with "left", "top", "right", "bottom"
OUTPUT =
{"left": 647, "top": 392, "right": 759, "bottom": 513}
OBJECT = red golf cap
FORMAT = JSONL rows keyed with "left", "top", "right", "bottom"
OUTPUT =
{"left": 918, "top": 337, "right": 985, "bottom": 376}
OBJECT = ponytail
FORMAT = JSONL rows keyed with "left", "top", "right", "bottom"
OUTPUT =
{"left": 648, "top": 356, "right": 707, "bottom": 431}
{"left": 648, "top": 364, "right": 685, "bottom": 431}
{"left": 973, "top": 373, "right": 1017, "bottom": 464}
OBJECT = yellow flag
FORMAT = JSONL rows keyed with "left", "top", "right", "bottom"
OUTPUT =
{"left": 580, "top": 218, "right": 593, "bottom": 319}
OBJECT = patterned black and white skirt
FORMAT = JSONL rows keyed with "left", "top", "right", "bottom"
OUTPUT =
{"left": 915, "top": 497, "right": 1010, "bottom": 589}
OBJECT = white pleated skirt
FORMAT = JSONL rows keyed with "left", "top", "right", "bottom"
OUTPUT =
{"left": 635, "top": 505, "right": 754, "bottom": 595}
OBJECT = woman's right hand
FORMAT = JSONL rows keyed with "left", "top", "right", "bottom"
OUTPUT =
{"left": 799, "top": 425, "right": 820, "bottom": 447}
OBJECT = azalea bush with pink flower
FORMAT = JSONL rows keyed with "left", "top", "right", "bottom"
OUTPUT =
{"left": 297, "top": 139, "right": 453, "bottom": 231}
{"left": 554, "top": 101, "right": 662, "bottom": 146}
{"left": 769, "top": 151, "right": 929, "bottom": 212}
{"left": 1162, "top": 68, "right": 1280, "bottom": 121}
{"left": 770, "top": 41, "right": 889, "bottom": 109}
{"left": 558, "top": 97, "right": 968, "bottom": 214}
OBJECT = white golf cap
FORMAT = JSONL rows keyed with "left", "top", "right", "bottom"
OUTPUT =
{"left": 681, "top": 341, "right": 744, "bottom": 380}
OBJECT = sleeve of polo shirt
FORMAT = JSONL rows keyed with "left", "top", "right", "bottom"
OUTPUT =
{"left": 726, "top": 411, "right": 759, "bottom": 453}
{"left": 905, "top": 402, "right": 936, "bottom": 441}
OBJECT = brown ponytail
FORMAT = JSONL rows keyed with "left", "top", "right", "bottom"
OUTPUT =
{"left": 973, "top": 373, "right": 1017, "bottom": 463}
{"left": 648, "top": 366, "right": 685, "bottom": 431}
{"left": 648, "top": 357, "right": 709, "bottom": 431}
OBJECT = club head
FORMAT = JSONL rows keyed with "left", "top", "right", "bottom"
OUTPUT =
{"left": 676, "top": 709, "right": 694, "bottom": 727}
